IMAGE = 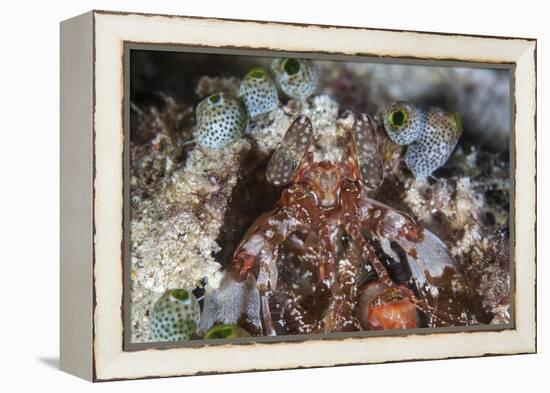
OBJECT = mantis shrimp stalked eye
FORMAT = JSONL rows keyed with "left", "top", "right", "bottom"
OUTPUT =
{"left": 266, "top": 115, "right": 314, "bottom": 186}
{"left": 150, "top": 289, "right": 200, "bottom": 342}
{"left": 271, "top": 58, "right": 318, "bottom": 101}
{"left": 239, "top": 67, "right": 279, "bottom": 117}
{"left": 381, "top": 101, "right": 463, "bottom": 179}
{"left": 195, "top": 92, "right": 248, "bottom": 149}
{"left": 351, "top": 113, "right": 384, "bottom": 189}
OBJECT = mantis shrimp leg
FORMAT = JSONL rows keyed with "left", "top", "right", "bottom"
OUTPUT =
{"left": 230, "top": 206, "right": 306, "bottom": 336}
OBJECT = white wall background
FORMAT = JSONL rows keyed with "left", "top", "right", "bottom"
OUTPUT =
{"left": 0, "top": 0, "right": 546, "bottom": 391}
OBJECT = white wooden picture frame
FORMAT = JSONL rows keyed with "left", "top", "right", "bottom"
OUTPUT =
{"left": 60, "top": 10, "right": 536, "bottom": 382}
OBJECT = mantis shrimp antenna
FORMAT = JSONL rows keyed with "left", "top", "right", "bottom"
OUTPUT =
{"left": 266, "top": 115, "right": 313, "bottom": 186}
{"left": 351, "top": 113, "right": 384, "bottom": 189}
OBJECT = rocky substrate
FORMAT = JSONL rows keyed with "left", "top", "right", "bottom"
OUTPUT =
{"left": 130, "top": 63, "right": 511, "bottom": 342}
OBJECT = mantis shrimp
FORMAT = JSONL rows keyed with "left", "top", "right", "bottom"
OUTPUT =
{"left": 200, "top": 113, "right": 475, "bottom": 336}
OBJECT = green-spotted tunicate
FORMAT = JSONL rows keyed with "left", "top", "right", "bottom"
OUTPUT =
{"left": 203, "top": 324, "right": 251, "bottom": 340}
{"left": 239, "top": 67, "right": 279, "bottom": 117}
{"left": 382, "top": 101, "right": 423, "bottom": 145}
{"left": 271, "top": 58, "right": 318, "bottom": 101}
{"left": 150, "top": 289, "right": 200, "bottom": 342}
{"left": 195, "top": 92, "right": 248, "bottom": 149}
{"left": 381, "top": 101, "right": 463, "bottom": 179}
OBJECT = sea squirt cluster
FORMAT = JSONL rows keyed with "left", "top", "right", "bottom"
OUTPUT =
{"left": 379, "top": 101, "right": 463, "bottom": 179}
{"left": 239, "top": 67, "right": 279, "bottom": 117}
{"left": 195, "top": 58, "right": 318, "bottom": 150}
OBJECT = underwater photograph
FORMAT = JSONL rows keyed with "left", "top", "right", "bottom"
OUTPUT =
{"left": 127, "top": 49, "right": 512, "bottom": 345}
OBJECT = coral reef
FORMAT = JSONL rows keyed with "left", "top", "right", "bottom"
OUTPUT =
{"left": 195, "top": 76, "right": 241, "bottom": 99}
{"left": 129, "top": 55, "right": 511, "bottom": 342}
{"left": 130, "top": 96, "right": 194, "bottom": 202}
{"left": 399, "top": 148, "right": 511, "bottom": 323}
{"left": 130, "top": 133, "right": 251, "bottom": 342}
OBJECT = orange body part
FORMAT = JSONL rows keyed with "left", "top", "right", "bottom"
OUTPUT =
{"left": 357, "top": 281, "right": 419, "bottom": 330}
{"left": 367, "top": 299, "right": 418, "bottom": 330}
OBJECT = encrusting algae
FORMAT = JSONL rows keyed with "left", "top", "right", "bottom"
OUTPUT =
{"left": 131, "top": 138, "right": 251, "bottom": 342}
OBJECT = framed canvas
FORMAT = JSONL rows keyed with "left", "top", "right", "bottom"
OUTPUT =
{"left": 60, "top": 10, "right": 537, "bottom": 382}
